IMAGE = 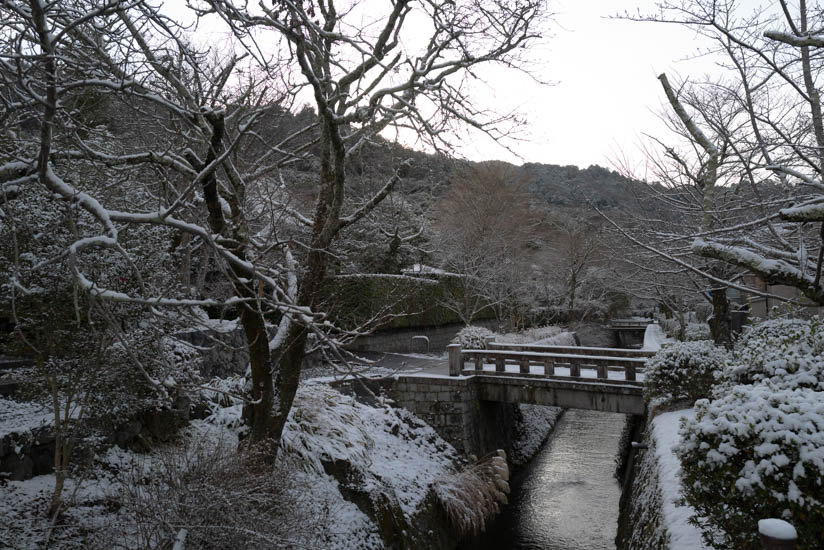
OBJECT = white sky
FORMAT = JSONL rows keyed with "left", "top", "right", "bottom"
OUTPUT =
{"left": 460, "top": 0, "right": 726, "bottom": 170}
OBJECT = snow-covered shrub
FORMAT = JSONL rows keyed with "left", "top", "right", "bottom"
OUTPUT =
{"left": 677, "top": 384, "right": 824, "bottom": 549}
{"left": 684, "top": 322, "right": 711, "bottom": 341}
{"left": 724, "top": 317, "right": 824, "bottom": 391}
{"left": 451, "top": 325, "right": 495, "bottom": 349}
{"left": 433, "top": 450, "right": 510, "bottom": 538}
{"left": 643, "top": 341, "right": 730, "bottom": 405}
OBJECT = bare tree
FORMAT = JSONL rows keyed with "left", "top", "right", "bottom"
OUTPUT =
{"left": 614, "top": 0, "right": 824, "bottom": 337}
{"left": 534, "top": 211, "right": 608, "bottom": 324}
{"left": 432, "top": 162, "right": 536, "bottom": 327}
{"left": 201, "top": 0, "right": 546, "bottom": 444}
{"left": 1, "top": 0, "right": 547, "bottom": 455}
{"left": 0, "top": 0, "right": 324, "bottom": 457}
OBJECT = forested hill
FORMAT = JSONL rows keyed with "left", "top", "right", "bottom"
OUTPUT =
{"left": 516, "top": 163, "right": 645, "bottom": 209}
{"left": 345, "top": 137, "right": 646, "bottom": 211}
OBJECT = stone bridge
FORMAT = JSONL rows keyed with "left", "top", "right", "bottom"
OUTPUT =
{"left": 609, "top": 318, "right": 655, "bottom": 348}
{"left": 392, "top": 343, "right": 654, "bottom": 455}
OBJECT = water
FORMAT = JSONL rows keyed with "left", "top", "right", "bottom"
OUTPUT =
{"left": 463, "top": 410, "right": 627, "bottom": 550}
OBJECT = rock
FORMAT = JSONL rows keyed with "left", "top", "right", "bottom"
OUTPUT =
{"left": 0, "top": 427, "right": 57, "bottom": 480}
{"left": 114, "top": 420, "right": 142, "bottom": 449}
{"left": 0, "top": 379, "right": 20, "bottom": 397}
{"left": 6, "top": 453, "right": 33, "bottom": 481}
{"left": 321, "top": 458, "right": 458, "bottom": 550}
{"left": 31, "top": 437, "right": 55, "bottom": 476}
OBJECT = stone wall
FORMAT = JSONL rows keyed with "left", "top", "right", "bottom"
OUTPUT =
{"left": 616, "top": 421, "right": 669, "bottom": 550}
{"left": 347, "top": 319, "right": 500, "bottom": 354}
{"left": 391, "top": 375, "right": 518, "bottom": 457}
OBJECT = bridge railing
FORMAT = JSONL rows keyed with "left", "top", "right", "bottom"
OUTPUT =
{"left": 609, "top": 318, "right": 655, "bottom": 329}
{"left": 486, "top": 342, "right": 655, "bottom": 359}
{"left": 448, "top": 345, "right": 646, "bottom": 385}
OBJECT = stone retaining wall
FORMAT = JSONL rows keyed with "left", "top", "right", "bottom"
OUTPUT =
{"left": 391, "top": 375, "right": 518, "bottom": 457}
{"left": 617, "top": 418, "right": 668, "bottom": 549}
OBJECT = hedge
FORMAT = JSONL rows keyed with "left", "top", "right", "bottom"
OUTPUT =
{"left": 319, "top": 274, "right": 495, "bottom": 330}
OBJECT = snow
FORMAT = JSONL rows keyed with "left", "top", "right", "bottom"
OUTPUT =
{"left": 779, "top": 202, "right": 824, "bottom": 221}
{"left": 401, "top": 263, "right": 448, "bottom": 275}
{"left": 0, "top": 462, "right": 122, "bottom": 548}
{"left": 0, "top": 397, "right": 53, "bottom": 438}
{"left": 758, "top": 518, "right": 798, "bottom": 540}
{"left": 692, "top": 238, "right": 812, "bottom": 285}
{"left": 642, "top": 323, "right": 669, "bottom": 351}
{"left": 280, "top": 382, "right": 459, "bottom": 518}
{"left": 651, "top": 409, "right": 710, "bottom": 550}
{"left": 510, "top": 404, "right": 563, "bottom": 466}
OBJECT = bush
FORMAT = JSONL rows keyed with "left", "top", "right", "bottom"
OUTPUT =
{"left": 451, "top": 326, "right": 496, "bottom": 349}
{"left": 723, "top": 317, "right": 824, "bottom": 391}
{"left": 676, "top": 317, "right": 824, "bottom": 549}
{"left": 643, "top": 341, "right": 730, "bottom": 406}
{"left": 676, "top": 384, "right": 824, "bottom": 549}
{"left": 684, "top": 322, "right": 711, "bottom": 341}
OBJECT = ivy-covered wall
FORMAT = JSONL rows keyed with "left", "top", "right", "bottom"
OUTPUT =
{"left": 320, "top": 274, "right": 495, "bottom": 330}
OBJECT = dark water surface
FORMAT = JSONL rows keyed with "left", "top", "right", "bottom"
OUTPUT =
{"left": 463, "top": 410, "right": 626, "bottom": 550}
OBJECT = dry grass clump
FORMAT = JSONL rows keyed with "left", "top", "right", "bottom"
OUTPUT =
{"left": 99, "top": 439, "right": 327, "bottom": 549}
{"left": 433, "top": 450, "right": 510, "bottom": 538}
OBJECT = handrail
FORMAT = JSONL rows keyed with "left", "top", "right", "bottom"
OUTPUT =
{"left": 609, "top": 319, "right": 655, "bottom": 328}
{"left": 487, "top": 342, "right": 655, "bottom": 358}
{"left": 448, "top": 344, "right": 644, "bottom": 384}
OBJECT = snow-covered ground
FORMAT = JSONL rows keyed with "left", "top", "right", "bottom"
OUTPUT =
{"left": 651, "top": 409, "right": 709, "bottom": 550}
{"left": 0, "top": 397, "right": 54, "bottom": 438}
{"left": 642, "top": 323, "right": 671, "bottom": 351}
{"left": 0, "top": 378, "right": 468, "bottom": 549}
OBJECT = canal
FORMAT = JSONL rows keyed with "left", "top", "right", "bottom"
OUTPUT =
{"left": 462, "top": 409, "right": 627, "bottom": 550}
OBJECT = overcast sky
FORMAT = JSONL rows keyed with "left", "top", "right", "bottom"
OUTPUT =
{"left": 177, "top": 0, "right": 759, "bottom": 171}
{"left": 459, "top": 0, "right": 728, "bottom": 170}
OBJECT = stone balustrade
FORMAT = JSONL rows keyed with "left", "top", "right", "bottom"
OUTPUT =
{"left": 487, "top": 342, "right": 655, "bottom": 359}
{"left": 448, "top": 344, "right": 646, "bottom": 384}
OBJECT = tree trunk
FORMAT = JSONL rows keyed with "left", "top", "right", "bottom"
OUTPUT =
{"left": 677, "top": 297, "right": 686, "bottom": 341}
{"left": 238, "top": 296, "right": 277, "bottom": 442}
{"left": 567, "top": 271, "right": 577, "bottom": 325}
{"left": 709, "top": 286, "right": 731, "bottom": 348}
{"left": 268, "top": 115, "right": 346, "bottom": 449}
